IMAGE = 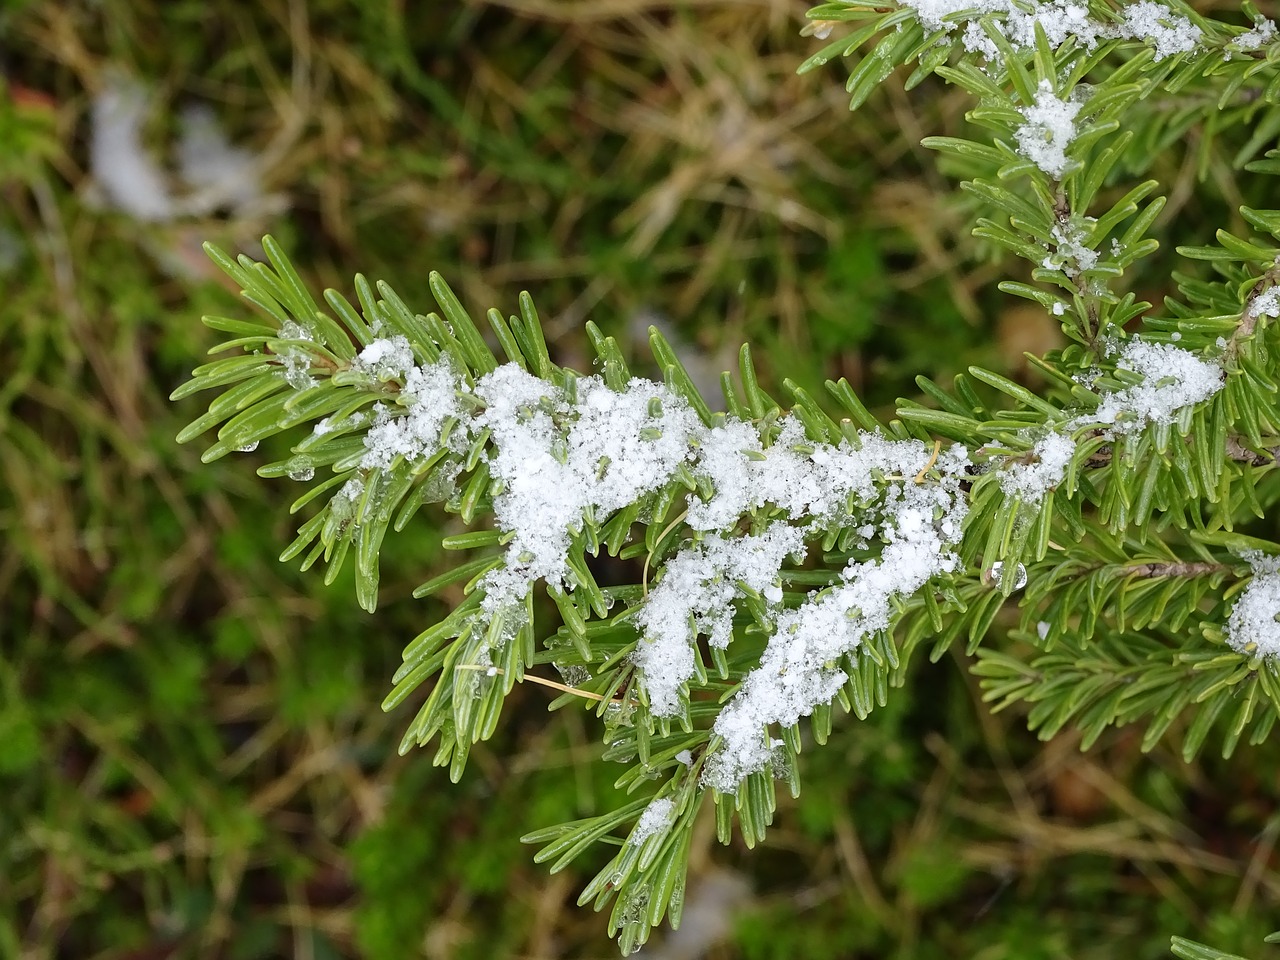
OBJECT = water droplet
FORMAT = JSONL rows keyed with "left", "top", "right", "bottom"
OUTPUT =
{"left": 553, "top": 661, "right": 591, "bottom": 686}
{"left": 286, "top": 455, "right": 315, "bottom": 481}
{"left": 236, "top": 440, "right": 259, "bottom": 452}
{"left": 989, "top": 561, "right": 1028, "bottom": 591}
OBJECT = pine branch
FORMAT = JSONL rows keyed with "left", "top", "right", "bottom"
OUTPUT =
{"left": 172, "top": 2, "right": 1280, "bottom": 951}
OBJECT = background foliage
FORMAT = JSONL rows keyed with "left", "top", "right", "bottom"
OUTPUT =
{"left": 2, "top": 0, "right": 1277, "bottom": 957}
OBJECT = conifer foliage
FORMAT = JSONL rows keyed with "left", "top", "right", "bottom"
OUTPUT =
{"left": 176, "top": 1, "right": 1280, "bottom": 952}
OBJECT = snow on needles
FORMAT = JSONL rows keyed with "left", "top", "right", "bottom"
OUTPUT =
{"left": 897, "top": 0, "right": 1200, "bottom": 61}
{"left": 1015, "top": 81, "right": 1081, "bottom": 179}
{"left": 998, "top": 431, "right": 1075, "bottom": 502}
{"left": 324, "top": 336, "right": 978, "bottom": 788}
{"left": 474, "top": 368, "right": 702, "bottom": 613}
{"left": 1092, "top": 339, "right": 1223, "bottom": 433}
{"left": 703, "top": 443, "right": 970, "bottom": 792}
{"left": 1232, "top": 16, "right": 1277, "bottom": 53}
{"left": 1226, "top": 554, "right": 1280, "bottom": 658}
{"left": 355, "top": 337, "right": 465, "bottom": 471}
{"left": 305, "top": 323, "right": 1226, "bottom": 792}
{"left": 633, "top": 797, "right": 677, "bottom": 843}
{"left": 635, "top": 525, "right": 807, "bottom": 716}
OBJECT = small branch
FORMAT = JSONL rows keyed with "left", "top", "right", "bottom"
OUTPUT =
{"left": 643, "top": 509, "right": 689, "bottom": 598}
{"left": 1120, "top": 561, "right": 1227, "bottom": 579}
{"left": 1079, "top": 435, "right": 1276, "bottom": 468}
{"left": 1225, "top": 436, "right": 1280, "bottom": 466}
{"left": 456, "top": 664, "right": 629, "bottom": 704}
{"left": 1229, "top": 261, "right": 1280, "bottom": 355}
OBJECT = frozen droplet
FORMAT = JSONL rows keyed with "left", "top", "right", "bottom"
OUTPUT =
{"left": 675, "top": 749, "right": 693, "bottom": 766}
{"left": 1036, "top": 620, "right": 1050, "bottom": 640}
{"left": 236, "top": 440, "right": 259, "bottom": 452}
{"left": 990, "top": 561, "right": 1028, "bottom": 591}
{"left": 485, "top": 666, "right": 498, "bottom": 677}
{"left": 812, "top": 20, "right": 834, "bottom": 39}
{"left": 286, "top": 455, "right": 315, "bottom": 481}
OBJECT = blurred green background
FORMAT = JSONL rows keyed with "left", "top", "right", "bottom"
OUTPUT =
{"left": 1, "top": 1, "right": 1276, "bottom": 957}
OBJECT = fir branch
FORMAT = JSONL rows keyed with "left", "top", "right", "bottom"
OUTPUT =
{"left": 172, "top": 2, "right": 1280, "bottom": 951}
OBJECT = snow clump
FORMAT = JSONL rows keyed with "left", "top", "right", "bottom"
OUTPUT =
{"left": 473, "top": 368, "right": 703, "bottom": 613}
{"left": 998, "top": 430, "right": 1075, "bottom": 502}
{"left": 1091, "top": 339, "right": 1223, "bottom": 433}
{"left": 1225, "top": 553, "right": 1280, "bottom": 657}
{"left": 633, "top": 797, "right": 677, "bottom": 842}
{"left": 701, "top": 443, "right": 971, "bottom": 791}
{"left": 897, "top": 0, "right": 1199, "bottom": 61}
{"left": 1248, "top": 287, "right": 1280, "bottom": 320}
{"left": 1231, "top": 16, "right": 1276, "bottom": 52}
{"left": 634, "top": 525, "right": 807, "bottom": 716}
{"left": 1015, "top": 81, "right": 1082, "bottom": 179}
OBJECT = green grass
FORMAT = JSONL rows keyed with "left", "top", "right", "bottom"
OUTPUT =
{"left": 2, "top": 0, "right": 1277, "bottom": 956}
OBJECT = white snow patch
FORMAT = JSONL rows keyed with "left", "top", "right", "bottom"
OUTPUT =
{"left": 354, "top": 344, "right": 464, "bottom": 470}
{"left": 999, "top": 430, "right": 1075, "bottom": 502}
{"left": 175, "top": 104, "right": 267, "bottom": 215}
{"left": 474, "top": 368, "right": 701, "bottom": 612}
{"left": 633, "top": 797, "right": 677, "bottom": 842}
{"left": 897, "top": 0, "right": 1198, "bottom": 59}
{"left": 1091, "top": 339, "right": 1223, "bottom": 433}
{"left": 1226, "top": 553, "right": 1280, "bottom": 657}
{"left": 1232, "top": 17, "right": 1276, "bottom": 52}
{"left": 1117, "top": 1, "right": 1201, "bottom": 60}
{"left": 90, "top": 76, "right": 275, "bottom": 223}
{"left": 90, "top": 77, "right": 175, "bottom": 222}
{"left": 634, "top": 525, "right": 806, "bottom": 716}
{"left": 1015, "top": 81, "right": 1081, "bottom": 179}
{"left": 1248, "top": 287, "right": 1280, "bottom": 320}
{"left": 701, "top": 442, "right": 970, "bottom": 791}
{"left": 904, "top": 0, "right": 1105, "bottom": 53}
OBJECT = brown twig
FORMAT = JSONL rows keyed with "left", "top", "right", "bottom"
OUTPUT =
{"left": 1120, "top": 561, "right": 1227, "bottom": 579}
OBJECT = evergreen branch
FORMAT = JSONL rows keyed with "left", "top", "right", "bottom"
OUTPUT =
{"left": 172, "top": 2, "right": 1280, "bottom": 951}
